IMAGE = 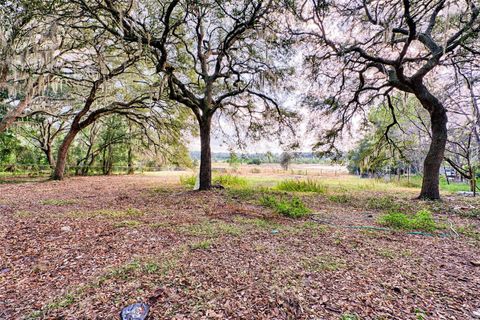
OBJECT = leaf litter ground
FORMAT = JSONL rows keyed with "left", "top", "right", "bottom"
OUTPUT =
{"left": 0, "top": 175, "right": 479, "bottom": 319}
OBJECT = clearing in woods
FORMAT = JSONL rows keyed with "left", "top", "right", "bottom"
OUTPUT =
{"left": 0, "top": 166, "right": 479, "bottom": 319}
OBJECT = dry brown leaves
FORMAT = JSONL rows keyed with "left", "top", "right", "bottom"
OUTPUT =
{"left": 0, "top": 175, "right": 479, "bottom": 319}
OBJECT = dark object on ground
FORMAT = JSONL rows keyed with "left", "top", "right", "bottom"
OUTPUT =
{"left": 120, "top": 303, "right": 149, "bottom": 320}
{"left": 212, "top": 183, "right": 225, "bottom": 189}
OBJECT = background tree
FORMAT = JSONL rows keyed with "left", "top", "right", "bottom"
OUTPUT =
{"left": 15, "top": 114, "right": 67, "bottom": 168}
{"left": 301, "top": 0, "right": 480, "bottom": 199}
{"left": 73, "top": 0, "right": 297, "bottom": 190}
{"left": 280, "top": 151, "right": 293, "bottom": 170}
{"left": 0, "top": 0, "right": 66, "bottom": 132}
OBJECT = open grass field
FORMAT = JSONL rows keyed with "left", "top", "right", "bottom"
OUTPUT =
{"left": 1, "top": 165, "right": 479, "bottom": 319}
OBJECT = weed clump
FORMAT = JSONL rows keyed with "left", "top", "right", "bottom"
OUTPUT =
{"left": 378, "top": 209, "right": 437, "bottom": 232}
{"left": 276, "top": 179, "right": 327, "bottom": 193}
{"left": 259, "top": 195, "right": 311, "bottom": 218}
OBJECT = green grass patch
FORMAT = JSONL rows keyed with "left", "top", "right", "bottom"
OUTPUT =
{"left": 13, "top": 210, "right": 32, "bottom": 218}
{"left": 41, "top": 199, "right": 77, "bottom": 206}
{"left": 340, "top": 314, "right": 360, "bottom": 320}
{"left": 276, "top": 179, "right": 327, "bottom": 193}
{"left": 180, "top": 175, "right": 196, "bottom": 187}
{"left": 457, "top": 224, "right": 480, "bottom": 241}
{"left": 214, "top": 174, "right": 248, "bottom": 187}
{"left": 299, "top": 221, "right": 328, "bottom": 232}
{"left": 328, "top": 194, "right": 350, "bottom": 204}
{"left": 180, "top": 174, "right": 248, "bottom": 188}
{"left": 378, "top": 209, "right": 438, "bottom": 232}
{"left": 302, "top": 254, "right": 347, "bottom": 272}
{"left": 259, "top": 195, "right": 311, "bottom": 218}
{"left": 190, "top": 239, "right": 214, "bottom": 250}
{"left": 96, "top": 258, "right": 178, "bottom": 286}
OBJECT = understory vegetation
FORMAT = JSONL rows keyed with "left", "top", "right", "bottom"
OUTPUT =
{"left": 259, "top": 195, "right": 311, "bottom": 218}
{"left": 275, "top": 179, "right": 327, "bottom": 193}
{"left": 378, "top": 210, "right": 439, "bottom": 232}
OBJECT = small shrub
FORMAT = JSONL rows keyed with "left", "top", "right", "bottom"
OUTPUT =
{"left": 328, "top": 194, "right": 350, "bottom": 204}
{"left": 340, "top": 314, "right": 360, "bottom": 320}
{"left": 259, "top": 195, "right": 311, "bottom": 218}
{"left": 276, "top": 179, "right": 327, "bottom": 193}
{"left": 378, "top": 209, "right": 437, "bottom": 232}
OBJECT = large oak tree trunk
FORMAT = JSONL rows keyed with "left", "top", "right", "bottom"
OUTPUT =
{"left": 415, "top": 85, "right": 448, "bottom": 200}
{"left": 198, "top": 116, "right": 212, "bottom": 190}
{"left": 52, "top": 129, "right": 79, "bottom": 180}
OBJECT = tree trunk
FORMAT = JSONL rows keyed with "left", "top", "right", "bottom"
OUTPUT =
{"left": 42, "top": 144, "right": 54, "bottom": 169}
{"left": 127, "top": 147, "right": 134, "bottom": 174}
{"left": 198, "top": 117, "right": 212, "bottom": 190}
{"left": 52, "top": 129, "right": 79, "bottom": 180}
{"left": 415, "top": 86, "right": 448, "bottom": 200}
{"left": 127, "top": 121, "right": 134, "bottom": 174}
